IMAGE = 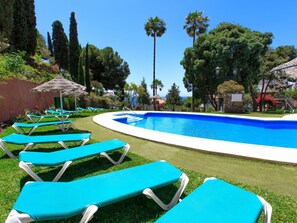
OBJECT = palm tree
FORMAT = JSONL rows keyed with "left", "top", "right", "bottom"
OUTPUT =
{"left": 150, "top": 79, "right": 164, "bottom": 96}
{"left": 183, "top": 11, "right": 209, "bottom": 111}
{"left": 145, "top": 17, "right": 166, "bottom": 110}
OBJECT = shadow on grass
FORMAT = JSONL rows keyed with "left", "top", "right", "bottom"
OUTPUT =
{"left": 19, "top": 151, "right": 132, "bottom": 185}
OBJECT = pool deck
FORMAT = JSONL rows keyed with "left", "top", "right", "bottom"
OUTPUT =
{"left": 93, "top": 111, "right": 297, "bottom": 164}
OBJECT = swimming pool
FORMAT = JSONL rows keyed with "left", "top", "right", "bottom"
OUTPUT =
{"left": 93, "top": 111, "right": 297, "bottom": 164}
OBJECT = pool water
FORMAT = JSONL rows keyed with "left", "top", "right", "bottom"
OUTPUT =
{"left": 115, "top": 113, "right": 297, "bottom": 149}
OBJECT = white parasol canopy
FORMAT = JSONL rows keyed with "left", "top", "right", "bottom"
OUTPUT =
{"left": 32, "top": 75, "right": 86, "bottom": 131}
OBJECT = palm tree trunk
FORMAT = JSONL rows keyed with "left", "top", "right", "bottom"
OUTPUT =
{"left": 191, "top": 34, "right": 196, "bottom": 112}
{"left": 153, "top": 33, "right": 156, "bottom": 111}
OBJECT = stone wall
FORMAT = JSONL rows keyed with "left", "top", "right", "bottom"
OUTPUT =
{"left": 224, "top": 93, "right": 244, "bottom": 113}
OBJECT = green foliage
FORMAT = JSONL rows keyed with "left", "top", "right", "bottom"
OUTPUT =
{"left": 69, "top": 12, "right": 80, "bottom": 82}
{"left": 85, "top": 43, "right": 91, "bottom": 92}
{"left": 217, "top": 80, "right": 244, "bottom": 94}
{"left": 10, "top": 0, "right": 27, "bottom": 52}
{"left": 150, "top": 79, "right": 164, "bottom": 96}
{"left": 80, "top": 44, "right": 130, "bottom": 93}
{"left": 0, "top": 51, "right": 56, "bottom": 82}
{"left": 124, "top": 82, "right": 139, "bottom": 108}
{"left": 23, "top": 0, "right": 37, "bottom": 55}
{"left": 47, "top": 31, "right": 53, "bottom": 56}
{"left": 137, "top": 78, "right": 151, "bottom": 107}
{"left": 52, "top": 20, "right": 69, "bottom": 70}
{"left": 166, "top": 83, "right": 181, "bottom": 111}
{"left": 184, "top": 11, "right": 209, "bottom": 45}
{"left": 0, "top": 0, "right": 14, "bottom": 41}
{"left": 181, "top": 22, "right": 273, "bottom": 110}
{"left": 36, "top": 31, "right": 50, "bottom": 59}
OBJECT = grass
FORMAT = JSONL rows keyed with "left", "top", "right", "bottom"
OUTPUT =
{"left": 0, "top": 111, "right": 296, "bottom": 222}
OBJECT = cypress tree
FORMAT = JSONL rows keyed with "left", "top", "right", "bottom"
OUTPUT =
{"left": 47, "top": 31, "right": 53, "bottom": 56}
{"left": 24, "top": 0, "right": 37, "bottom": 55}
{"left": 78, "top": 55, "right": 85, "bottom": 85}
{"left": 0, "top": 0, "right": 14, "bottom": 41}
{"left": 10, "top": 0, "right": 27, "bottom": 51}
{"left": 85, "top": 43, "right": 91, "bottom": 92}
{"left": 52, "top": 20, "right": 69, "bottom": 70}
{"left": 69, "top": 12, "right": 79, "bottom": 82}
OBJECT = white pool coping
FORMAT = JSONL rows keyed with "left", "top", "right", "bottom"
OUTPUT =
{"left": 93, "top": 111, "right": 297, "bottom": 164}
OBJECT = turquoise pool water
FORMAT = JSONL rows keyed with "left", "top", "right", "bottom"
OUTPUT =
{"left": 115, "top": 113, "right": 297, "bottom": 149}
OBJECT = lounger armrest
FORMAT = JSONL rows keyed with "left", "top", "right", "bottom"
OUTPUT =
{"left": 143, "top": 172, "right": 189, "bottom": 210}
{"left": 5, "top": 210, "right": 33, "bottom": 223}
{"left": 258, "top": 196, "right": 272, "bottom": 223}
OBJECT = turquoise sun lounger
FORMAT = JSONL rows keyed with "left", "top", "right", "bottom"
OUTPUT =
{"left": 19, "top": 139, "right": 130, "bottom": 181}
{"left": 155, "top": 177, "right": 272, "bottom": 223}
{"left": 26, "top": 113, "right": 70, "bottom": 123}
{"left": 0, "top": 133, "right": 91, "bottom": 158}
{"left": 6, "top": 161, "right": 189, "bottom": 223}
{"left": 12, "top": 120, "right": 72, "bottom": 135}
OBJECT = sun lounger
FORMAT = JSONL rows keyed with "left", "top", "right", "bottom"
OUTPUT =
{"left": 6, "top": 160, "right": 188, "bottom": 223}
{"left": 26, "top": 113, "right": 70, "bottom": 123}
{"left": 0, "top": 133, "right": 91, "bottom": 158}
{"left": 87, "top": 106, "right": 104, "bottom": 112}
{"left": 19, "top": 139, "right": 130, "bottom": 181}
{"left": 12, "top": 120, "right": 72, "bottom": 135}
{"left": 155, "top": 177, "right": 272, "bottom": 223}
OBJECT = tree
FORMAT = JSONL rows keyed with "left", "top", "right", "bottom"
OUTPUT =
{"left": 69, "top": 12, "right": 80, "bottom": 82}
{"left": 258, "top": 45, "right": 297, "bottom": 111}
{"left": 144, "top": 16, "right": 166, "bottom": 110}
{"left": 78, "top": 55, "right": 85, "bottom": 85}
{"left": 52, "top": 20, "right": 69, "bottom": 70}
{"left": 150, "top": 79, "right": 164, "bottom": 96}
{"left": 36, "top": 31, "right": 50, "bottom": 59}
{"left": 0, "top": 0, "right": 14, "bottom": 49}
{"left": 24, "top": 0, "right": 37, "bottom": 55}
{"left": 124, "top": 82, "right": 139, "bottom": 108}
{"left": 183, "top": 11, "right": 209, "bottom": 111}
{"left": 47, "top": 31, "right": 53, "bottom": 56}
{"left": 85, "top": 43, "right": 91, "bottom": 93}
{"left": 137, "top": 78, "right": 151, "bottom": 109}
{"left": 166, "top": 83, "right": 181, "bottom": 111}
{"left": 181, "top": 22, "right": 272, "bottom": 111}
{"left": 10, "top": 0, "right": 27, "bottom": 52}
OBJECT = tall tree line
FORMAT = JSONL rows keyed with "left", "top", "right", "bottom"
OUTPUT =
{"left": 8, "top": 0, "right": 37, "bottom": 55}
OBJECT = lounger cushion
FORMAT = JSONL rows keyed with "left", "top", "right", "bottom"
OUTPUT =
{"left": 2, "top": 133, "right": 90, "bottom": 145}
{"left": 19, "top": 139, "right": 126, "bottom": 166}
{"left": 156, "top": 179, "right": 263, "bottom": 223}
{"left": 13, "top": 120, "right": 72, "bottom": 128}
{"left": 12, "top": 161, "right": 183, "bottom": 221}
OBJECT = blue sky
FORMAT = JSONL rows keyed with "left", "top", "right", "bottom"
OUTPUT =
{"left": 35, "top": 0, "right": 297, "bottom": 96}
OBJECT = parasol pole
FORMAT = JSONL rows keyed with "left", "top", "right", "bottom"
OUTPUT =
{"left": 60, "top": 91, "right": 64, "bottom": 131}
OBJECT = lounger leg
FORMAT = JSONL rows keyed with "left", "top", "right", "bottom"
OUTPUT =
{"left": 143, "top": 172, "right": 189, "bottom": 210}
{"left": 23, "top": 143, "right": 34, "bottom": 151}
{"left": 52, "top": 161, "right": 73, "bottom": 182}
{"left": 5, "top": 210, "right": 33, "bottom": 223}
{"left": 19, "top": 162, "right": 43, "bottom": 182}
{"left": 79, "top": 205, "right": 98, "bottom": 223}
{"left": 0, "top": 140, "right": 16, "bottom": 158}
{"left": 19, "top": 161, "right": 73, "bottom": 182}
{"left": 100, "top": 144, "right": 130, "bottom": 165}
{"left": 258, "top": 196, "right": 272, "bottom": 223}
{"left": 27, "top": 126, "right": 38, "bottom": 136}
{"left": 12, "top": 125, "right": 25, "bottom": 134}
{"left": 58, "top": 141, "right": 69, "bottom": 149}
{"left": 80, "top": 138, "right": 89, "bottom": 146}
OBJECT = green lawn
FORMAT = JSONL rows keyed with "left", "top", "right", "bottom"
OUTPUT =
{"left": 0, "top": 112, "right": 296, "bottom": 222}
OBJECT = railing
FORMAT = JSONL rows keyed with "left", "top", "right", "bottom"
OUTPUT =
{"left": 122, "top": 107, "right": 143, "bottom": 123}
